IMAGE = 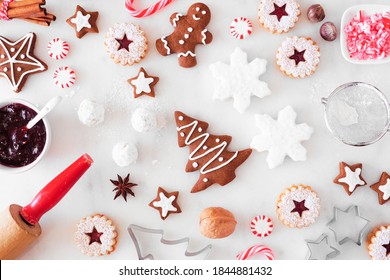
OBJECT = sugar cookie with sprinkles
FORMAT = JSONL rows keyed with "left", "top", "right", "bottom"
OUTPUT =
{"left": 276, "top": 185, "right": 320, "bottom": 228}
{"left": 276, "top": 36, "right": 320, "bottom": 78}
{"left": 74, "top": 214, "right": 118, "bottom": 257}
{"left": 104, "top": 22, "right": 148, "bottom": 66}
{"left": 258, "top": 0, "right": 300, "bottom": 34}
{"left": 367, "top": 225, "right": 390, "bottom": 260}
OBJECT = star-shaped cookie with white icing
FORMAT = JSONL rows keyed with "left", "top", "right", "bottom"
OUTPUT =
{"left": 149, "top": 187, "right": 181, "bottom": 220}
{"left": 250, "top": 106, "right": 313, "bottom": 168}
{"left": 210, "top": 48, "right": 271, "bottom": 113}
{"left": 128, "top": 68, "right": 159, "bottom": 99}
{"left": 0, "top": 33, "right": 47, "bottom": 93}
{"left": 66, "top": 5, "right": 99, "bottom": 39}
{"left": 333, "top": 162, "right": 366, "bottom": 196}
{"left": 370, "top": 172, "right": 390, "bottom": 205}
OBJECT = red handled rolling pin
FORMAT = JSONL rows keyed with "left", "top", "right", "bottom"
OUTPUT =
{"left": 0, "top": 154, "right": 93, "bottom": 259}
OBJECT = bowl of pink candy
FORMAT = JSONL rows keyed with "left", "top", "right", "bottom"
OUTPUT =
{"left": 341, "top": 5, "right": 390, "bottom": 64}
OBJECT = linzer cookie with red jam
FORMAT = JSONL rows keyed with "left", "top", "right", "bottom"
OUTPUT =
{"left": 174, "top": 111, "right": 252, "bottom": 193}
{"left": 105, "top": 22, "right": 148, "bottom": 66}
{"left": 0, "top": 32, "right": 47, "bottom": 93}
{"left": 155, "top": 2, "right": 213, "bottom": 68}
{"left": 367, "top": 225, "right": 390, "bottom": 260}
{"left": 276, "top": 36, "right": 320, "bottom": 78}
{"left": 258, "top": 0, "right": 300, "bottom": 34}
{"left": 276, "top": 185, "right": 320, "bottom": 228}
{"left": 75, "top": 214, "right": 118, "bottom": 256}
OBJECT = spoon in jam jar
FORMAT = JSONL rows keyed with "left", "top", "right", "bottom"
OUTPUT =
{"left": 11, "top": 96, "right": 62, "bottom": 146}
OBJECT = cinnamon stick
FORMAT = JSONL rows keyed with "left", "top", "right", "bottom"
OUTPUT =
{"left": 7, "top": 4, "right": 42, "bottom": 19}
{"left": 8, "top": 0, "right": 45, "bottom": 9}
{"left": 20, "top": 10, "right": 46, "bottom": 18}
{"left": 20, "top": 17, "right": 49, "bottom": 26}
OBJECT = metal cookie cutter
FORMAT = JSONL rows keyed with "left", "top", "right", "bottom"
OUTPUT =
{"left": 127, "top": 224, "right": 212, "bottom": 260}
{"left": 305, "top": 234, "right": 340, "bottom": 260}
{"left": 327, "top": 205, "right": 370, "bottom": 246}
{"left": 322, "top": 82, "right": 390, "bottom": 146}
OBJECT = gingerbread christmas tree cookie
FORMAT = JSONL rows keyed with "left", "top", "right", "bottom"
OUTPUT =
{"left": 175, "top": 111, "right": 252, "bottom": 193}
{"left": 156, "top": 2, "right": 213, "bottom": 68}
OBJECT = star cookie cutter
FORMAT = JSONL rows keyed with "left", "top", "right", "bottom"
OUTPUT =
{"left": 127, "top": 224, "right": 212, "bottom": 260}
{"left": 305, "top": 234, "right": 340, "bottom": 260}
{"left": 327, "top": 205, "right": 370, "bottom": 246}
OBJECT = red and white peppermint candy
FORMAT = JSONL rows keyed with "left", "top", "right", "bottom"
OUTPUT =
{"left": 125, "top": 0, "right": 175, "bottom": 18}
{"left": 236, "top": 245, "right": 274, "bottom": 260}
{"left": 250, "top": 215, "right": 273, "bottom": 237}
{"left": 47, "top": 38, "right": 70, "bottom": 60}
{"left": 53, "top": 66, "right": 76, "bottom": 88}
{"left": 230, "top": 17, "right": 253, "bottom": 40}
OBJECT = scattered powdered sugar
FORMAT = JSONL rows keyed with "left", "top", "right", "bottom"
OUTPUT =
{"left": 258, "top": 0, "right": 300, "bottom": 33}
{"left": 74, "top": 215, "right": 117, "bottom": 257}
{"left": 276, "top": 185, "right": 320, "bottom": 228}
{"left": 276, "top": 37, "right": 320, "bottom": 78}
{"left": 105, "top": 22, "right": 147, "bottom": 65}
{"left": 368, "top": 225, "right": 390, "bottom": 260}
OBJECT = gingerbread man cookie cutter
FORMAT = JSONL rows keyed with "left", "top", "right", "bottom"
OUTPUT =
{"left": 327, "top": 205, "right": 370, "bottom": 246}
{"left": 322, "top": 82, "right": 390, "bottom": 146}
{"left": 127, "top": 224, "right": 212, "bottom": 260}
{"left": 305, "top": 234, "right": 340, "bottom": 260}
{"left": 155, "top": 2, "right": 213, "bottom": 68}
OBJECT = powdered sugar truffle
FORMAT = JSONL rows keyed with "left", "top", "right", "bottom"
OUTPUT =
{"left": 112, "top": 141, "right": 138, "bottom": 167}
{"left": 131, "top": 108, "right": 165, "bottom": 132}
{"left": 78, "top": 99, "right": 105, "bottom": 127}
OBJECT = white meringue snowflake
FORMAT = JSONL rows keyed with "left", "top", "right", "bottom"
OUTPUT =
{"left": 209, "top": 48, "right": 271, "bottom": 113}
{"left": 250, "top": 106, "right": 313, "bottom": 169}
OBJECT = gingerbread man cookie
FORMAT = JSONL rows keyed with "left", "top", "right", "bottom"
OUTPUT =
{"left": 156, "top": 2, "right": 213, "bottom": 68}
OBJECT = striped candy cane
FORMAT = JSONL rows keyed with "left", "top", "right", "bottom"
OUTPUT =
{"left": 236, "top": 245, "right": 275, "bottom": 260}
{"left": 125, "top": 0, "right": 175, "bottom": 18}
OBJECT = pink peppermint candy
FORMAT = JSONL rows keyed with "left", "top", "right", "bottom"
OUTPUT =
{"left": 53, "top": 66, "right": 76, "bottom": 88}
{"left": 250, "top": 215, "right": 273, "bottom": 237}
{"left": 236, "top": 245, "right": 275, "bottom": 260}
{"left": 47, "top": 38, "right": 69, "bottom": 60}
{"left": 345, "top": 10, "right": 390, "bottom": 60}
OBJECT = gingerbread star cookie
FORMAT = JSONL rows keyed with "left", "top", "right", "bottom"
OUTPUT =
{"left": 149, "top": 187, "right": 182, "bottom": 220}
{"left": 370, "top": 172, "right": 390, "bottom": 205}
{"left": 333, "top": 162, "right": 366, "bottom": 195}
{"left": 128, "top": 68, "right": 159, "bottom": 98}
{"left": 0, "top": 33, "right": 47, "bottom": 93}
{"left": 66, "top": 5, "right": 99, "bottom": 39}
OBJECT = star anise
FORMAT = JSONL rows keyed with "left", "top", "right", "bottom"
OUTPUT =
{"left": 110, "top": 173, "right": 137, "bottom": 202}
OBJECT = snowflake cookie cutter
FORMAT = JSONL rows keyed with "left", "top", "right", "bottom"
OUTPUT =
{"left": 305, "top": 234, "right": 340, "bottom": 260}
{"left": 327, "top": 205, "right": 370, "bottom": 246}
{"left": 127, "top": 224, "right": 212, "bottom": 260}
{"left": 322, "top": 82, "right": 390, "bottom": 146}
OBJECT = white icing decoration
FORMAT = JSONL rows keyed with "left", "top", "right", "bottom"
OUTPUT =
{"left": 17, "top": 67, "right": 21, "bottom": 72}
{"left": 201, "top": 29, "right": 208, "bottom": 45}
{"left": 74, "top": 215, "right": 117, "bottom": 257}
{"left": 198, "top": 128, "right": 202, "bottom": 132}
{"left": 218, "top": 157, "right": 223, "bottom": 162}
{"left": 130, "top": 71, "right": 154, "bottom": 94}
{"left": 3, "top": 67, "right": 7, "bottom": 72}
{"left": 70, "top": 11, "right": 91, "bottom": 32}
{"left": 192, "top": 162, "right": 198, "bottom": 168}
{"left": 172, "top": 13, "right": 182, "bottom": 27}
{"left": 0, "top": 54, "right": 4, "bottom": 58}
{"left": 203, "top": 178, "right": 208, "bottom": 182}
{"left": 216, "top": 138, "right": 220, "bottom": 142}
{"left": 178, "top": 116, "right": 184, "bottom": 121}
{"left": 210, "top": 48, "right": 272, "bottom": 113}
{"left": 161, "top": 36, "right": 171, "bottom": 55}
{"left": 276, "top": 185, "right": 320, "bottom": 228}
{"left": 202, "top": 11, "right": 206, "bottom": 15}
{"left": 178, "top": 51, "right": 196, "bottom": 58}
{"left": 105, "top": 23, "right": 147, "bottom": 65}
{"left": 179, "top": 40, "right": 184, "bottom": 45}
{"left": 258, "top": 0, "right": 300, "bottom": 33}
{"left": 196, "top": 7, "right": 200, "bottom": 11}
{"left": 188, "top": 27, "right": 193, "bottom": 32}
{"left": 184, "top": 34, "right": 189, "bottom": 39}
{"left": 152, "top": 192, "right": 177, "bottom": 218}
{"left": 20, "top": 54, "right": 25, "bottom": 59}
{"left": 0, "top": 33, "right": 46, "bottom": 91}
{"left": 177, "top": 120, "right": 238, "bottom": 174}
{"left": 368, "top": 225, "right": 390, "bottom": 260}
{"left": 180, "top": 132, "right": 185, "bottom": 137}
{"left": 378, "top": 178, "right": 390, "bottom": 200}
{"left": 338, "top": 166, "right": 365, "bottom": 192}
{"left": 250, "top": 106, "right": 313, "bottom": 169}
{"left": 10, "top": 48, "right": 15, "bottom": 52}
{"left": 193, "top": 15, "right": 201, "bottom": 20}
{"left": 276, "top": 36, "right": 320, "bottom": 78}
{"left": 203, "top": 146, "right": 207, "bottom": 150}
